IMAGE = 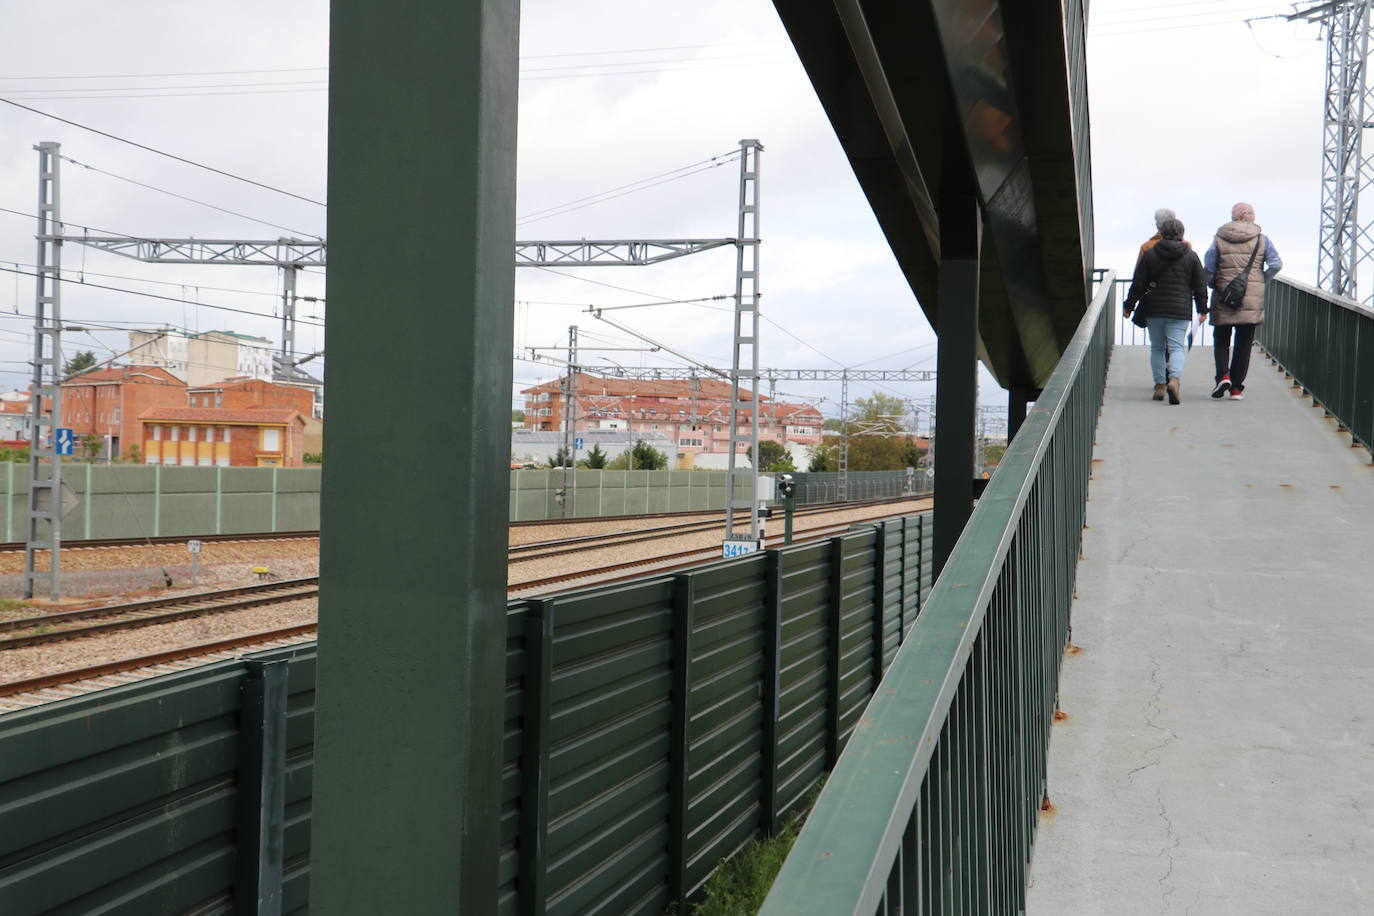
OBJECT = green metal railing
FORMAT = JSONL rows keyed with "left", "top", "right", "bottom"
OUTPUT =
{"left": 1259, "top": 277, "right": 1374, "bottom": 454}
{"left": 760, "top": 274, "right": 1116, "bottom": 915}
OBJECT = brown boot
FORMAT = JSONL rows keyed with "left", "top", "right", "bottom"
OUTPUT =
{"left": 1153, "top": 383, "right": 1166, "bottom": 401}
{"left": 1166, "top": 378, "right": 1181, "bottom": 404}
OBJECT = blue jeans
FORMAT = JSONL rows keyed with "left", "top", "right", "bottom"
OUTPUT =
{"left": 1146, "top": 317, "right": 1190, "bottom": 383}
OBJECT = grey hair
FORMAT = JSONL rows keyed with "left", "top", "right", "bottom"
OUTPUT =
{"left": 1158, "top": 218, "right": 1185, "bottom": 241}
{"left": 1154, "top": 208, "right": 1176, "bottom": 230}
{"left": 1231, "top": 202, "right": 1255, "bottom": 222}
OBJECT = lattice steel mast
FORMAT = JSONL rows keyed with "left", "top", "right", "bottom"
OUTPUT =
{"left": 25, "top": 143, "right": 64, "bottom": 600}
{"left": 725, "top": 140, "right": 763, "bottom": 547}
{"left": 1292, "top": 1, "right": 1374, "bottom": 302}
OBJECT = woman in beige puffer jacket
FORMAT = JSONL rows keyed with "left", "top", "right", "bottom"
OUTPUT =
{"left": 1204, "top": 202, "right": 1282, "bottom": 400}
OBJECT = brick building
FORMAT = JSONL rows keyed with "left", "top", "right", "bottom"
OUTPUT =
{"left": 189, "top": 377, "right": 322, "bottom": 454}
{"left": 60, "top": 366, "right": 187, "bottom": 461}
{"left": 520, "top": 373, "right": 824, "bottom": 456}
{"left": 138, "top": 407, "right": 306, "bottom": 467}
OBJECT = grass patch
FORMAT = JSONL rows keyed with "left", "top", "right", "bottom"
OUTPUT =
{"left": 672, "top": 786, "right": 820, "bottom": 916}
{"left": 0, "top": 598, "right": 32, "bottom": 618}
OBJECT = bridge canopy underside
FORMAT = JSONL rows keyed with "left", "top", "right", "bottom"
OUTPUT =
{"left": 773, "top": 0, "right": 1093, "bottom": 391}
{"left": 1027, "top": 346, "right": 1374, "bottom": 910}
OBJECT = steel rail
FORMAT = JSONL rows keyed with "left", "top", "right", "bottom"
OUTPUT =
{"left": 1, "top": 578, "right": 319, "bottom": 648}
{"left": 0, "top": 530, "right": 319, "bottom": 553}
{"left": 0, "top": 623, "right": 317, "bottom": 698}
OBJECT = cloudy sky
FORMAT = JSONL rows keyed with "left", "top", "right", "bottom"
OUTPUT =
{"left": 0, "top": 1, "right": 1332, "bottom": 425}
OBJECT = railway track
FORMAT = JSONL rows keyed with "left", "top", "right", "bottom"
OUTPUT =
{"left": 510, "top": 511, "right": 923, "bottom": 595}
{"left": 0, "top": 625, "right": 317, "bottom": 710}
{"left": 0, "top": 531, "right": 319, "bottom": 552}
{"left": 0, "top": 578, "right": 319, "bottom": 649}
{"left": 510, "top": 495, "right": 929, "bottom": 561}
{"left": 1, "top": 500, "right": 930, "bottom": 708}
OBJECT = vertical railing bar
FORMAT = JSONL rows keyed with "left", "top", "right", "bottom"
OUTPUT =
{"left": 873, "top": 522, "right": 888, "bottom": 684}
{"left": 518, "top": 599, "right": 554, "bottom": 916}
{"left": 236, "top": 657, "right": 289, "bottom": 916}
{"left": 826, "top": 535, "right": 845, "bottom": 767}
{"left": 762, "top": 554, "right": 783, "bottom": 836}
{"left": 668, "top": 575, "right": 695, "bottom": 907}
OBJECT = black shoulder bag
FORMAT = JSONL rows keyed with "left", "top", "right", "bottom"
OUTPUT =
{"left": 1217, "top": 235, "right": 1264, "bottom": 310}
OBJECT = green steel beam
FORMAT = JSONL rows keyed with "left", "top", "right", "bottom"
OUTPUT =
{"left": 933, "top": 195, "right": 980, "bottom": 577}
{"left": 310, "top": 2, "right": 519, "bottom": 913}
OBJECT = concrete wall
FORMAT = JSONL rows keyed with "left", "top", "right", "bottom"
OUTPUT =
{"left": 0, "top": 463, "right": 323, "bottom": 541}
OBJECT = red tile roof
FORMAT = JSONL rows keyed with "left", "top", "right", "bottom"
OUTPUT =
{"left": 138, "top": 407, "right": 301, "bottom": 424}
{"left": 63, "top": 365, "right": 184, "bottom": 386}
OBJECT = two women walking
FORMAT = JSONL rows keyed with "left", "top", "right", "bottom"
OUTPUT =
{"left": 1122, "top": 203, "right": 1282, "bottom": 404}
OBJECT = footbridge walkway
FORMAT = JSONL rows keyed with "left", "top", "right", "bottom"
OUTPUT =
{"left": 762, "top": 277, "right": 1374, "bottom": 913}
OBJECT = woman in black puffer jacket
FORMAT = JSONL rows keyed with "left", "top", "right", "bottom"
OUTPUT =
{"left": 1122, "top": 218, "right": 1209, "bottom": 404}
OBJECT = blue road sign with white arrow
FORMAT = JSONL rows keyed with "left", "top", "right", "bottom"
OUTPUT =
{"left": 55, "top": 428, "right": 74, "bottom": 456}
{"left": 575, "top": 437, "right": 584, "bottom": 450}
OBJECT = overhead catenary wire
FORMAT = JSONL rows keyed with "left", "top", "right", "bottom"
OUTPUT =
{"left": 59, "top": 154, "right": 322, "bottom": 238}
{"left": 0, "top": 97, "right": 326, "bottom": 206}
{"left": 0, "top": 265, "right": 325, "bottom": 328}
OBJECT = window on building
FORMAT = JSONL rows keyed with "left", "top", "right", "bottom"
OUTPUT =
{"left": 221, "top": 427, "right": 231, "bottom": 442}
{"left": 113, "top": 408, "right": 120, "bottom": 423}
{"left": 169, "top": 426, "right": 179, "bottom": 441}
{"left": 262, "top": 428, "right": 281, "bottom": 451}
{"left": 216, "top": 456, "right": 230, "bottom": 467}
{"left": 145, "top": 455, "right": 159, "bottom": 465}
{"left": 198, "top": 456, "right": 213, "bottom": 466}
{"left": 163, "top": 454, "right": 177, "bottom": 466}
{"left": 216, "top": 393, "right": 223, "bottom": 408}
{"left": 183, "top": 427, "right": 192, "bottom": 441}
{"left": 152, "top": 425, "right": 162, "bottom": 441}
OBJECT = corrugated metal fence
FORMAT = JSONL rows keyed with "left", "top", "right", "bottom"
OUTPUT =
{"left": 0, "top": 513, "right": 933, "bottom": 914}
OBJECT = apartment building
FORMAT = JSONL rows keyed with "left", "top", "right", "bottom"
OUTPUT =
{"left": 126, "top": 329, "right": 274, "bottom": 387}
{"left": 59, "top": 366, "right": 188, "bottom": 461}
{"left": 520, "top": 374, "right": 824, "bottom": 455}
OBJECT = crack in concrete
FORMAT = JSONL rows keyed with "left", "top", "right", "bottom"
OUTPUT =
{"left": 1155, "top": 786, "right": 1181, "bottom": 909}
{"left": 1123, "top": 655, "right": 1180, "bottom": 787}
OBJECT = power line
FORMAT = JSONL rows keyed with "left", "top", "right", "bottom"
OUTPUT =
{"left": 0, "top": 265, "right": 324, "bottom": 327}
{"left": 0, "top": 66, "right": 329, "bottom": 81}
{"left": 517, "top": 148, "right": 739, "bottom": 223}
{"left": 0, "top": 97, "right": 326, "bottom": 207}
{"left": 60, "top": 154, "right": 322, "bottom": 238}
{"left": 0, "top": 258, "right": 317, "bottom": 302}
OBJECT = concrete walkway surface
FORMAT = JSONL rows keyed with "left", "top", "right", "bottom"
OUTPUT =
{"left": 1025, "top": 345, "right": 1374, "bottom": 914}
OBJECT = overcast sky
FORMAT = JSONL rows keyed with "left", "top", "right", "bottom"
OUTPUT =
{"left": 0, "top": 1, "right": 1332, "bottom": 424}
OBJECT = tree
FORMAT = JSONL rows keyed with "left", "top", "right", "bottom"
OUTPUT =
{"left": 511, "top": 409, "right": 525, "bottom": 424}
{"left": 823, "top": 417, "right": 842, "bottom": 432}
{"left": 545, "top": 446, "right": 572, "bottom": 468}
{"left": 806, "top": 442, "right": 834, "bottom": 472}
{"left": 80, "top": 434, "right": 102, "bottom": 463}
{"left": 64, "top": 351, "right": 98, "bottom": 377}
{"left": 767, "top": 453, "right": 797, "bottom": 473}
{"left": 125, "top": 444, "right": 142, "bottom": 465}
{"left": 607, "top": 439, "right": 668, "bottom": 470}
{"left": 581, "top": 443, "right": 608, "bottom": 469}
{"left": 304, "top": 452, "right": 323, "bottom": 464}
{"left": 837, "top": 391, "right": 924, "bottom": 471}
{"left": 746, "top": 439, "right": 787, "bottom": 470}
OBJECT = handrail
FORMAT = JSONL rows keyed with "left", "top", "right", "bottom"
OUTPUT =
{"left": 760, "top": 272, "right": 1117, "bottom": 915}
{"left": 1259, "top": 276, "right": 1374, "bottom": 453}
